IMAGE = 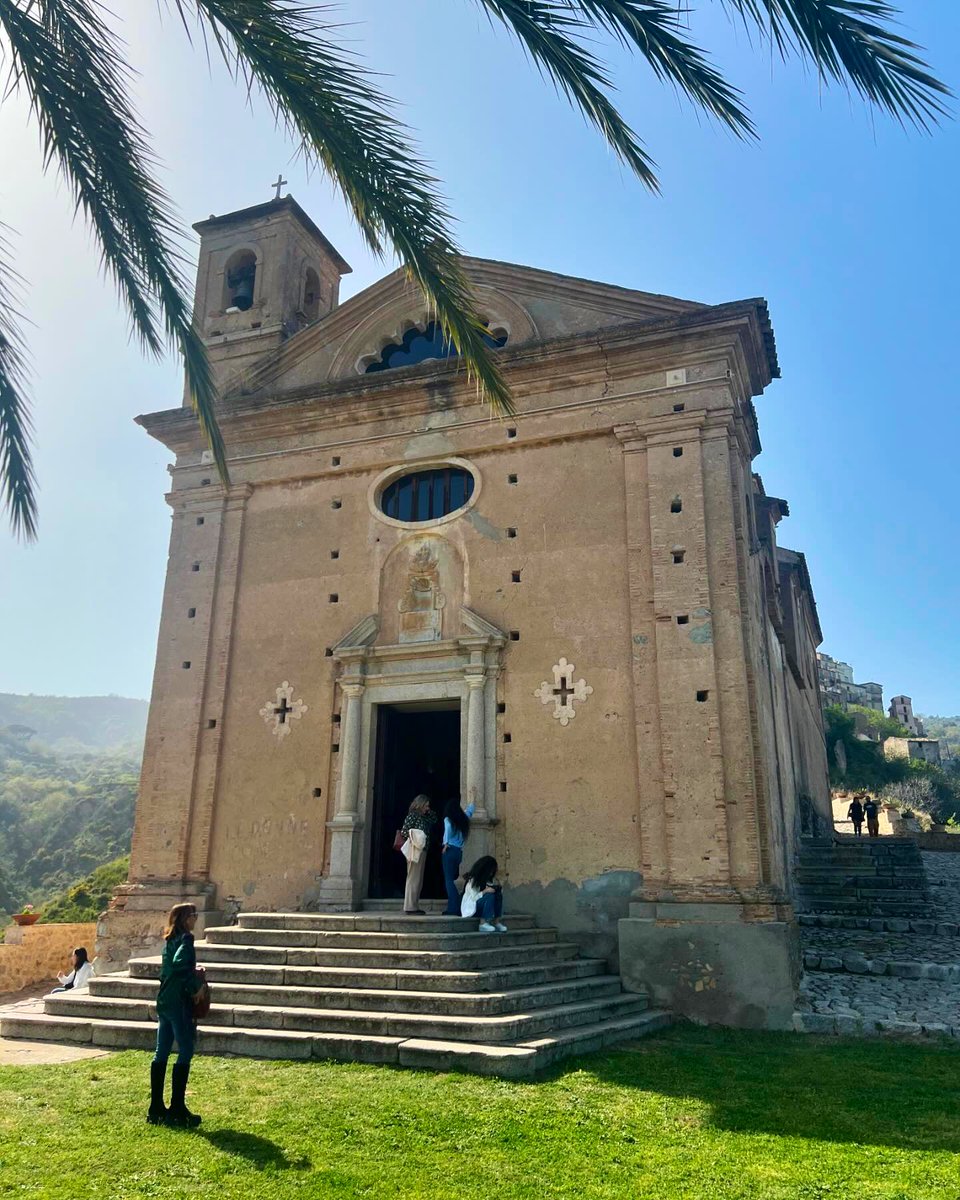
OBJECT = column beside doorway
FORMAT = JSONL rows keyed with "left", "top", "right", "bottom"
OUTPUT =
{"left": 320, "top": 673, "right": 365, "bottom": 905}
{"left": 316, "top": 620, "right": 505, "bottom": 910}
{"left": 464, "top": 671, "right": 487, "bottom": 820}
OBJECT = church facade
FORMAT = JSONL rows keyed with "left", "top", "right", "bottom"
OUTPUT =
{"left": 100, "top": 197, "right": 830, "bottom": 1028}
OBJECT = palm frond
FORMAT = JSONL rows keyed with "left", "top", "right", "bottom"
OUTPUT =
{"left": 564, "top": 0, "right": 755, "bottom": 137}
{"left": 0, "top": 228, "right": 38, "bottom": 541}
{"left": 475, "top": 0, "right": 659, "bottom": 188}
{"left": 177, "top": 0, "right": 514, "bottom": 414}
{"left": 717, "top": 0, "right": 951, "bottom": 130}
{"left": 0, "top": 0, "right": 228, "bottom": 502}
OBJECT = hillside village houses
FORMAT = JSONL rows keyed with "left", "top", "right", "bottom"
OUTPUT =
{"left": 99, "top": 195, "right": 832, "bottom": 1027}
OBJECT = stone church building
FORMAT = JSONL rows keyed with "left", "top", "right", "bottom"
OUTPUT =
{"left": 101, "top": 196, "right": 830, "bottom": 1027}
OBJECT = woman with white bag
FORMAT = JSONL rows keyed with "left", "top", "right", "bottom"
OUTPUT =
{"left": 398, "top": 794, "right": 437, "bottom": 914}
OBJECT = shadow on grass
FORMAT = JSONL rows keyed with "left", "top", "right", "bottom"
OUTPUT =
{"left": 199, "top": 1128, "right": 310, "bottom": 1170}
{"left": 560, "top": 1024, "right": 960, "bottom": 1153}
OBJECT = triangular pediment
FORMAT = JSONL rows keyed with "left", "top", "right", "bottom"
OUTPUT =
{"left": 224, "top": 257, "right": 707, "bottom": 398}
{"left": 331, "top": 609, "right": 506, "bottom": 660}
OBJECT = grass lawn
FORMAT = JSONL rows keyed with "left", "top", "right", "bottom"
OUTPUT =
{"left": 1, "top": 1025, "right": 958, "bottom": 1199}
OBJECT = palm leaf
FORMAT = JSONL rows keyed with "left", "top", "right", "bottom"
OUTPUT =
{"left": 0, "top": 0, "right": 228, "bottom": 507}
{"left": 717, "top": 0, "right": 951, "bottom": 129}
{"left": 0, "top": 228, "right": 37, "bottom": 540}
{"left": 177, "top": 0, "right": 515, "bottom": 415}
{"left": 475, "top": 0, "right": 660, "bottom": 187}
{"left": 564, "top": 1, "right": 755, "bottom": 137}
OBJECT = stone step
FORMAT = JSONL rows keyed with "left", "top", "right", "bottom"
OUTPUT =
{"left": 0, "top": 1008, "right": 672, "bottom": 1079}
{"left": 90, "top": 971, "right": 625, "bottom": 1016}
{"left": 44, "top": 989, "right": 650, "bottom": 1044}
{"left": 794, "top": 890, "right": 927, "bottom": 905}
{"left": 189, "top": 939, "right": 580, "bottom": 972}
{"left": 794, "top": 901, "right": 929, "bottom": 917}
{"left": 798, "top": 914, "right": 960, "bottom": 935}
{"left": 798, "top": 849, "right": 921, "bottom": 860}
{"left": 801, "top": 837, "right": 918, "bottom": 849}
{"left": 204, "top": 925, "right": 556, "bottom": 952}
{"left": 795, "top": 861, "right": 925, "bottom": 873}
{"left": 239, "top": 912, "right": 536, "bottom": 933}
{"left": 129, "top": 953, "right": 608, "bottom": 993}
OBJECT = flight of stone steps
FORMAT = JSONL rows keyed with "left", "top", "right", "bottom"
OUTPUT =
{"left": 794, "top": 837, "right": 931, "bottom": 917}
{"left": 0, "top": 912, "right": 670, "bottom": 1078}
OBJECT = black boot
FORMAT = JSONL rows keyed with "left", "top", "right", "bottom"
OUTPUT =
{"left": 147, "top": 1060, "right": 168, "bottom": 1124}
{"left": 167, "top": 1061, "right": 201, "bottom": 1128}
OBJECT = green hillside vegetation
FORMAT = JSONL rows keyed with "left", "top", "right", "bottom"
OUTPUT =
{"left": 0, "top": 727, "right": 138, "bottom": 917}
{"left": 919, "top": 714, "right": 960, "bottom": 757}
{"left": 0, "top": 693, "right": 147, "bottom": 755}
{"left": 40, "top": 855, "right": 130, "bottom": 924}
{"left": 825, "top": 706, "right": 960, "bottom": 825}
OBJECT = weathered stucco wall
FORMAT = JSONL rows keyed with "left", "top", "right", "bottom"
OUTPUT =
{"left": 0, "top": 923, "right": 96, "bottom": 994}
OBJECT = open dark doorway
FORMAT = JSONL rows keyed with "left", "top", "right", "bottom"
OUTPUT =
{"left": 368, "top": 704, "right": 461, "bottom": 901}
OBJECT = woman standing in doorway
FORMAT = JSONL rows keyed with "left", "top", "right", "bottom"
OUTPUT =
{"left": 400, "top": 795, "right": 437, "bottom": 915}
{"left": 441, "top": 798, "right": 474, "bottom": 915}
{"left": 148, "top": 903, "right": 205, "bottom": 1127}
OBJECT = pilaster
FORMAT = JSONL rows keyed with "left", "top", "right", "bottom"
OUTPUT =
{"left": 616, "top": 410, "right": 759, "bottom": 904}
{"left": 130, "top": 481, "right": 246, "bottom": 883}
{"left": 185, "top": 484, "right": 254, "bottom": 880}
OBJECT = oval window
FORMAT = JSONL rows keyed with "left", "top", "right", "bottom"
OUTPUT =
{"left": 380, "top": 467, "right": 474, "bottom": 523}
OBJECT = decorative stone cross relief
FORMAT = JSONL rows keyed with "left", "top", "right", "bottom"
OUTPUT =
{"left": 534, "top": 658, "right": 593, "bottom": 727}
{"left": 259, "top": 681, "right": 308, "bottom": 740}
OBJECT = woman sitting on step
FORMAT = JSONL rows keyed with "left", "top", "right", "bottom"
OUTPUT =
{"left": 461, "top": 856, "right": 507, "bottom": 933}
{"left": 148, "top": 903, "right": 206, "bottom": 1128}
{"left": 52, "top": 946, "right": 93, "bottom": 993}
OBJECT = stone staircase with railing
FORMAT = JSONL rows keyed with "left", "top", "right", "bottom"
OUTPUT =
{"left": 794, "top": 837, "right": 931, "bottom": 917}
{"left": 0, "top": 911, "right": 670, "bottom": 1077}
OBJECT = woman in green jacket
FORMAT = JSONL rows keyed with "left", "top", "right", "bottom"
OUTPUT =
{"left": 148, "top": 903, "right": 205, "bottom": 1127}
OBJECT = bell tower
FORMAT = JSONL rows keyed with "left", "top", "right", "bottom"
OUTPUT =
{"left": 190, "top": 196, "right": 352, "bottom": 393}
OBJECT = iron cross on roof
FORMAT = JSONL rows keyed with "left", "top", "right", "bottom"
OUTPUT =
{"left": 270, "top": 173, "right": 288, "bottom": 201}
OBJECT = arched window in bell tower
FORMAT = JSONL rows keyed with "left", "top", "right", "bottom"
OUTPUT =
{"left": 223, "top": 249, "right": 257, "bottom": 312}
{"left": 302, "top": 267, "right": 321, "bottom": 323}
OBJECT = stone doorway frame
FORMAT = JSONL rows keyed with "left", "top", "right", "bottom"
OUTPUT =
{"left": 317, "top": 609, "right": 505, "bottom": 907}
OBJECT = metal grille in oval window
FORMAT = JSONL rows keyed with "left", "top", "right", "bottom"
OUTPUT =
{"left": 380, "top": 468, "right": 474, "bottom": 522}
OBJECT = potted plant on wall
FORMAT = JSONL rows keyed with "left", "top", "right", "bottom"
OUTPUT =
{"left": 12, "top": 904, "right": 40, "bottom": 927}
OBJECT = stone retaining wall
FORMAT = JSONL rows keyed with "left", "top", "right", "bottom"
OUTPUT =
{"left": 0, "top": 923, "right": 97, "bottom": 994}
{"left": 912, "top": 832, "right": 960, "bottom": 852}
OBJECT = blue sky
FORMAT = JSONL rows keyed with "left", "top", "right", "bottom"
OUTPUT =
{"left": 0, "top": 2, "right": 957, "bottom": 714}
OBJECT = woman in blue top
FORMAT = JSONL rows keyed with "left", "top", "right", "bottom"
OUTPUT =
{"left": 441, "top": 797, "right": 474, "bottom": 915}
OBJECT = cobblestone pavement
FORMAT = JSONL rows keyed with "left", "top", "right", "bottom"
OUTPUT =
{"left": 0, "top": 984, "right": 111, "bottom": 1064}
{"left": 802, "top": 927, "right": 960, "bottom": 964}
{"left": 923, "top": 850, "right": 960, "bottom": 922}
{"left": 798, "top": 972, "right": 960, "bottom": 1036}
{"left": 796, "top": 849, "right": 960, "bottom": 1037}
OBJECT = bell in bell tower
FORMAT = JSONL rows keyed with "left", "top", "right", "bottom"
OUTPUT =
{"left": 190, "top": 195, "right": 352, "bottom": 393}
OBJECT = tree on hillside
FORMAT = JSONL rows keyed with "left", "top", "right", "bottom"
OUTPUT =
{"left": 846, "top": 704, "right": 910, "bottom": 741}
{"left": 0, "top": 1, "right": 950, "bottom": 538}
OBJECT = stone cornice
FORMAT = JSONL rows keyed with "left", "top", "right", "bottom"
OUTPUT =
{"left": 138, "top": 300, "right": 777, "bottom": 457}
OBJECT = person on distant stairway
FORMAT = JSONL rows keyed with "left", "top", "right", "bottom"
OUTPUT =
{"left": 863, "top": 795, "right": 881, "bottom": 838}
{"left": 847, "top": 794, "right": 865, "bottom": 837}
{"left": 52, "top": 946, "right": 93, "bottom": 993}
{"left": 441, "top": 797, "right": 474, "bottom": 915}
{"left": 148, "top": 903, "right": 206, "bottom": 1128}
{"left": 400, "top": 794, "right": 437, "bottom": 915}
{"left": 460, "top": 856, "right": 507, "bottom": 933}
